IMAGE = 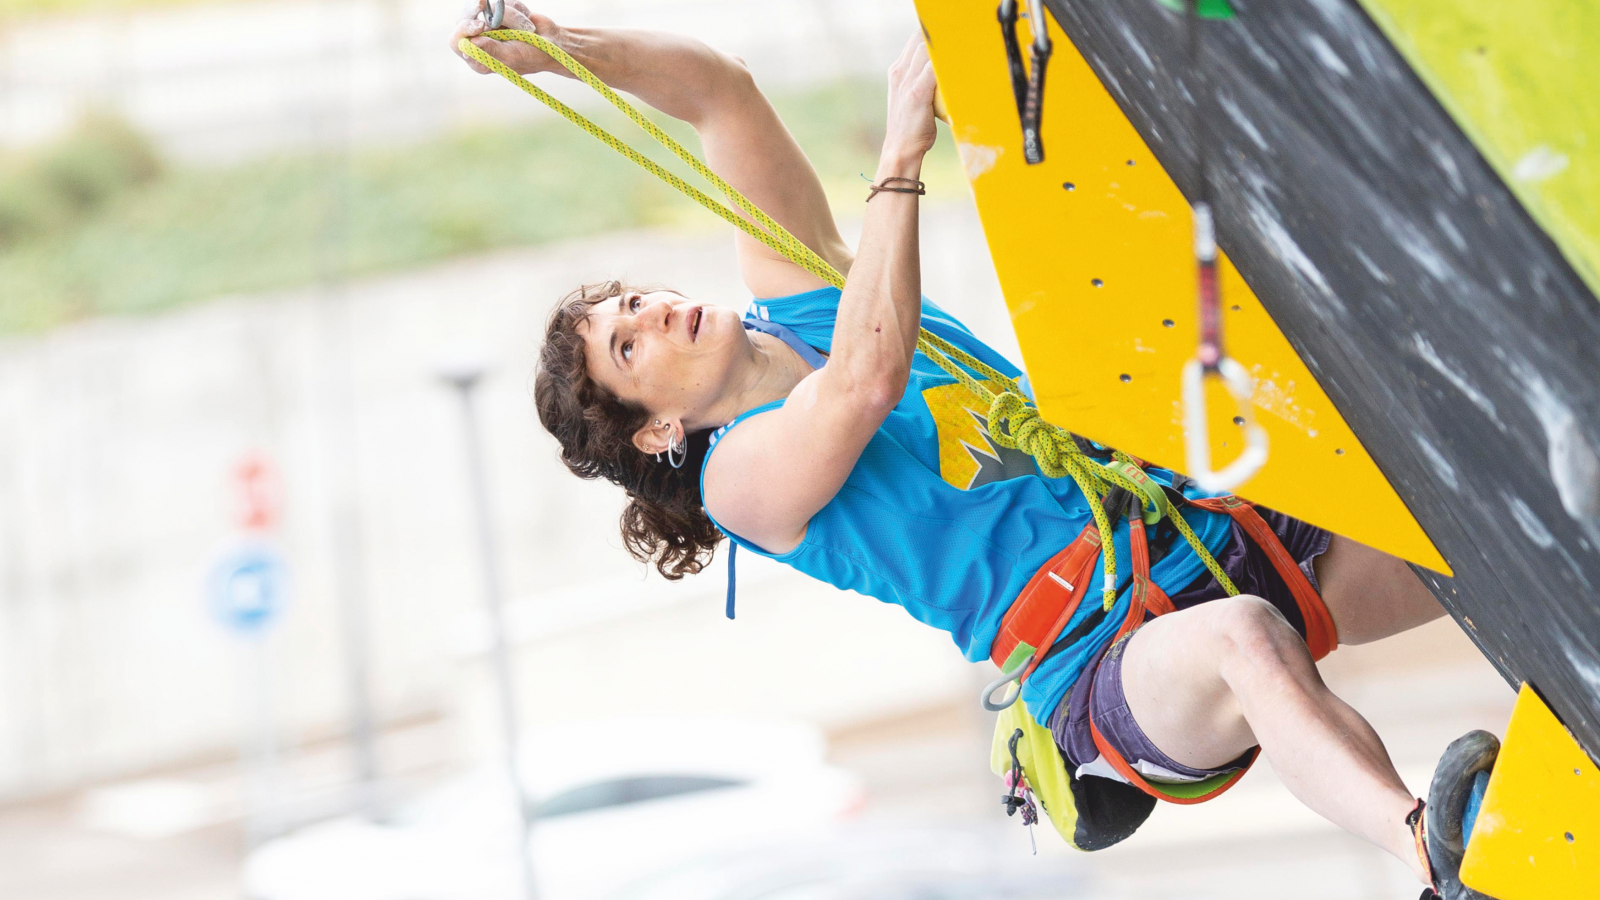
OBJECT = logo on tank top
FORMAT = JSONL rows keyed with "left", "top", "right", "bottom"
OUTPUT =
{"left": 921, "top": 381, "right": 1038, "bottom": 490}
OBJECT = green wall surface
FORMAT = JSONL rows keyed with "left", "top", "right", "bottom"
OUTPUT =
{"left": 1357, "top": 0, "right": 1599, "bottom": 301}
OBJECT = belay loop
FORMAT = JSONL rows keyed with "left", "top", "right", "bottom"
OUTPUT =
{"left": 456, "top": 27, "right": 1238, "bottom": 609}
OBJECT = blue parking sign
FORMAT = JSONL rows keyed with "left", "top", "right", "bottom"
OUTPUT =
{"left": 209, "top": 540, "right": 288, "bottom": 634}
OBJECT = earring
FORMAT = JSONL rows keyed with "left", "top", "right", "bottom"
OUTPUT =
{"left": 666, "top": 429, "right": 687, "bottom": 469}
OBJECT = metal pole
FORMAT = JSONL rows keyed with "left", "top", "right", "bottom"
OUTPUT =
{"left": 314, "top": 0, "right": 380, "bottom": 818}
{"left": 440, "top": 364, "right": 538, "bottom": 900}
{"left": 243, "top": 630, "right": 282, "bottom": 846}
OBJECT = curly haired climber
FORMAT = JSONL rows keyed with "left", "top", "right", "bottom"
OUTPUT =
{"left": 453, "top": 4, "right": 1480, "bottom": 895}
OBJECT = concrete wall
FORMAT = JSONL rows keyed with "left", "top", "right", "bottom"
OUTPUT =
{"left": 0, "top": 205, "right": 1020, "bottom": 800}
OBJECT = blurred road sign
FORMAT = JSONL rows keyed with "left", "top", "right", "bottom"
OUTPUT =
{"left": 209, "top": 540, "right": 289, "bottom": 634}
{"left": 234, "top": 452, "right": 283, "bottom": 531}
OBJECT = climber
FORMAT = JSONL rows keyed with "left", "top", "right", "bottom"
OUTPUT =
{"left": 451, "top": 4, "right": 1473, "bottom": 895}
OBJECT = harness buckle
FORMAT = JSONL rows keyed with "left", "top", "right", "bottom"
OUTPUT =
{"left": 1104, "top": 460, "right": 1168, "bottom": 524}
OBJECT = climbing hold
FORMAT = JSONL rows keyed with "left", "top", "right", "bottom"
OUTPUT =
{"left": 1154, "top": 0, "right": 1235, "bottom": 20}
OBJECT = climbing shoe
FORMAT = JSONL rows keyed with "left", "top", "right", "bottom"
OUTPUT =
{"left": 1414, "top": 729, "right": 1501, "bottom": 900}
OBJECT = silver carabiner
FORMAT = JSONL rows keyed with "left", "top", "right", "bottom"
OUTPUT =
{"left": 478, "top": 0, "right": 505, "bottom": 29}
{"left": 1026, "top": 0, "right": 1052, "bottom": 53}
{"left": 1181, "top": 356, "right": 1269, "bottom": 493}
{"left": 980, "top": 652, "right": 1035, "bottom": 712}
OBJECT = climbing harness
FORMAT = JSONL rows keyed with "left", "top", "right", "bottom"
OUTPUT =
{"left": 1179, "top": 0, "right": 1268, "bottom": 492}
{"left": 456, "top": 26, "right": 1231, "bottom": 616}
{"left": 987, "top": 490, "right": 1338, "bottom": 848}
{"left": 996, "top": 0, "right": 1052, "bottom": 164}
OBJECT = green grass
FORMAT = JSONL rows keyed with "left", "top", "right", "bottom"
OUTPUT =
{"left": 0, "top": 79, "right": 966, "bottom": 334}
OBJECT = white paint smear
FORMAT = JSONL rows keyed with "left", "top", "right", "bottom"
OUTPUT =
{"left": 1564, "top": 641, "right": 1600, "bottom": 695}
{"left": 957, "top": 142, "right": 1001, "bottom": 180}
{"left": 1219, "top": 94, "right": 1268, "bottom": 152}
{"left": 1410, "top": 334, "right": 1499, "bottom": 423}
{"left": 1512, "top": 145, "right": 1569, "bottom": 182}
{"left": 1506, "top": 354, "right": 1600, "bottom": 519}
{"left": 1248, "top": 371, "right": 1317, "bottom": 437}
{"left": 1245, "top": 198, "right": 1335, "bottom": 300}
{"left": 1304, "top": 34, "right": 1351, "bottom": 77}
{"left": 1119, "top": 22, "right": 1155, "bottom": 73}
{"left": 1349, "top": 245, "right": 1393, "bottom": 285}
{"left": 1504, "top": 494, "right": 1556, "bottom": 549}
{"left": 1414, "top": 434, "right": 1460, "bottom": 492}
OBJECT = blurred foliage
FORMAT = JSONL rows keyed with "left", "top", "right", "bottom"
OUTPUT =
{"left": 0, "top": 79, "right": 965, "bottom": 334}
{"left": 0, "top": 111, "right": 161, "bottom": 239}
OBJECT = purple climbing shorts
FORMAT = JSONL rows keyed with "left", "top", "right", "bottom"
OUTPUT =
{"left": 1047, "top": 507, "right": 1334, "bottom": 785}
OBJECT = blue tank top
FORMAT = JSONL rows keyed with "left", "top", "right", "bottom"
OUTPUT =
{"left": 700, "top": 286, "right": 1233, "bottom": 724}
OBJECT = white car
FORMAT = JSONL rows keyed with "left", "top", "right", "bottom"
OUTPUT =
{"left": 243, "top": 716, "right": 865, "bottom": 900}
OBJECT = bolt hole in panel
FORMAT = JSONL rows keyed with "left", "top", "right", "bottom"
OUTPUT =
{"left": 914, "top": 0, "right": 1447, "bottom": 572}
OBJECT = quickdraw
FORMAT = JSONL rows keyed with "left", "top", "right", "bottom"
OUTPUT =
{"left": 997, "top": 0, "right": 1052, "bottom": 165}
{"left": 1179, "top": 0, "right": 1268, "bottom": 492}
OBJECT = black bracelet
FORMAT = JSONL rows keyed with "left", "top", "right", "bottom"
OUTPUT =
{"left": 865, "top": 176, "right": 926, "bottom": 202}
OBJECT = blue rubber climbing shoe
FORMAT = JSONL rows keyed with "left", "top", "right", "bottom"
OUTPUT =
{"left": 1414, "top": 730, "right": 1501, "bottom": 900}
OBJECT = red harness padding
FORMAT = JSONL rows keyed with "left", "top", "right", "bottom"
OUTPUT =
{"left": 990, "top": 491, "right": 1340, "bottom": 805}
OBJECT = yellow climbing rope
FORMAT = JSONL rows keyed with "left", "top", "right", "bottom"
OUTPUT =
{"left": 458, "top": 29, "right": 1237, "bottom": 605}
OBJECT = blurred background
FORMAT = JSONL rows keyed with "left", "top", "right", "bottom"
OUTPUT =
{"left": 0, "top": 0, "right": 1517, "bottom": 898}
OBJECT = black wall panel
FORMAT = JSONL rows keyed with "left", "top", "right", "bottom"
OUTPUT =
{"left": 1038, "top": 0, "right": 1600, "bottom": 756}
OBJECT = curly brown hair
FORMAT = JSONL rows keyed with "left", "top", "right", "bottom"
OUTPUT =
{"left": 533, "top": 281, "right": 724, "bottom": 579}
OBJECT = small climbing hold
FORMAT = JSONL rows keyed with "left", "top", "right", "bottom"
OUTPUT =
{"left": 1233, "top": 415, "right": 1245, "bottom": 426}
{"left": 1162, "top": 319, "right": 1175, "bottom": 327}
{"left": 1063, "top": 182, "right": 1075, "bottom": 191}
{"left": 1092, "top": 278, "right": 1105, "bottom": 287}
{"left": 1119, "top": 373, "right": 1132, "bottom": 383}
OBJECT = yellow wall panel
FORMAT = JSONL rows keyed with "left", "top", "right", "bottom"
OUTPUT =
{"left": 1462, "top": 685, "right": 1600, "bottom": 899}
{"left": 914, "top": 0, "right": 1449, "bottom": 573}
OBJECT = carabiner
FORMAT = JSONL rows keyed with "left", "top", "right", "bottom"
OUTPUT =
{"left": 996, "top": 0, "right": 1053, "bottom": 165}
{"left": 478, "top": 0, "right": 505, "bottom": 29}
{"left": 1181, "top": 356, "right": 1269, "bottom": 493}
{"left": 980, "top": 652, "right": 1034, "bottom": 712}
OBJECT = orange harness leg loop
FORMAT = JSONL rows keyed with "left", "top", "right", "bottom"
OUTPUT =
{"left": 1087, "top": 707, "right": 1258, "bottom": 805}
{"left": 1084, "top": 517, "right": 1255, "bottom": 805}
{"left": 1084, "top": 495, "right": 1336, "bottom": 804}
{"left": 1188, "top": 496, "right": 1339, "bottom": 660}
